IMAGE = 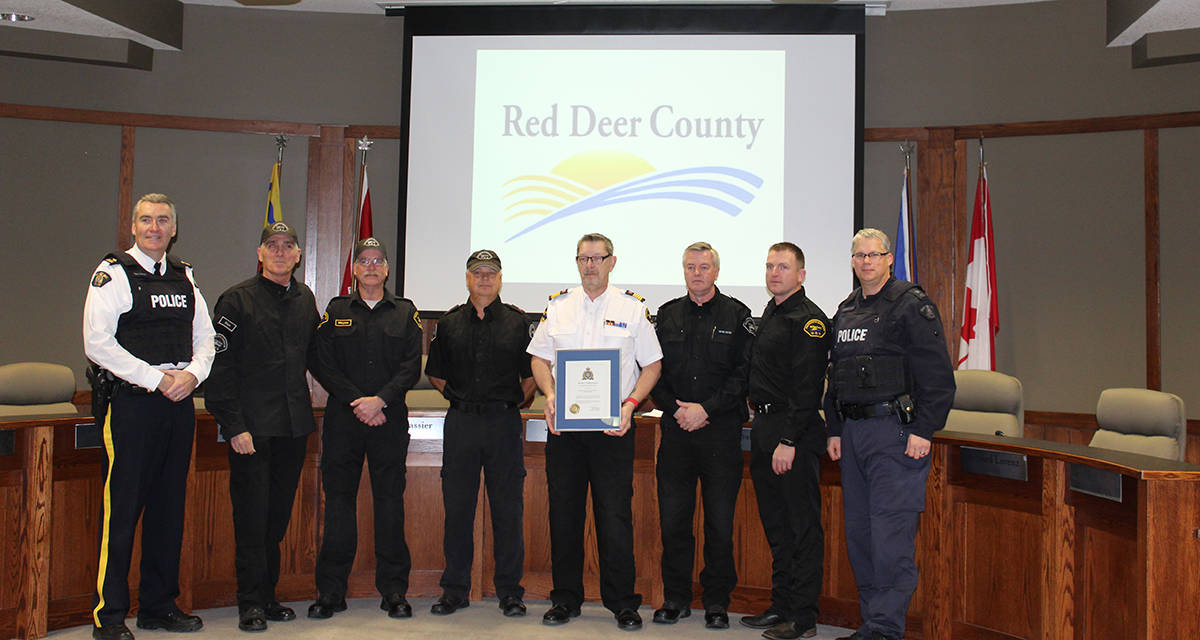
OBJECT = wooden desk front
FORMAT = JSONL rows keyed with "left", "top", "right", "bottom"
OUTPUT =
{"left": 2, "top": 417, "right": 1197, "bottom": 640}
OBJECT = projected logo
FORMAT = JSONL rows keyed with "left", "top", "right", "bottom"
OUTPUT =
{"left": 502, "top": 150, "right": 763, "bottom": 242}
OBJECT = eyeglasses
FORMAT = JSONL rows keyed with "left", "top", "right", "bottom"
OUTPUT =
{"left": 355, "top": 257, "right": 387, "bottom": 266}
{"left": 851, "top": 251, "right": 890, "bottom": 262}
{"left": 575, "top": 254, "right": 611, "bottom": 265}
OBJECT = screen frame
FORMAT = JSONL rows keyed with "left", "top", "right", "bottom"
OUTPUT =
{"left": 392, "top": 4, "right": 865, "bottom": 310}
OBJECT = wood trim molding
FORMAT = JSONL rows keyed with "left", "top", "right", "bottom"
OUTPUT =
{"left": 344, "top": 125, "right": 402, "bottom": 140}
{"left": 1144, "top": 129, "right": 1161, "bottom": 391}
{"left": 116, "top": 126, "right": 135, "bottom": 252}
{"left": 953, "top": 110, "right": 1200, "bottom": 139}
{"left": 0, "top": 102, "right": 320, "bottom": 137}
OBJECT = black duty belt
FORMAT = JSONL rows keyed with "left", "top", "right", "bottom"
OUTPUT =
{"left": 839, "top": 401, "right": 897, "bottom": 420}
{"left": 114, "top": 380, "right": 157, "bottom": 396}
{"left": 752, "top": 402, "right": 786, "bottom": 415}
{"left": 450, "top": 400, "right": 518, "bottom": 415}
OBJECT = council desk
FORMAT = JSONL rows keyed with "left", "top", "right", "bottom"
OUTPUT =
{"left": 1, "top": 413, "right": 1197, "bottom": 640}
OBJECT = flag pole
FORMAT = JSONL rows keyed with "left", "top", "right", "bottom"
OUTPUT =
{"left": 900, "top": 140, "right": 916, "bottom": 274}
{"left": 275, "top": 134, "right": 288, "bottom": 181}
{"left": 353, "top": 136, "right": 373, "bottom": 243}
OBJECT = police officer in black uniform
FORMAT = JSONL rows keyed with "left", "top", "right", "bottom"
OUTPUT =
{"left": 206, "top": 221, "right": 321, "bottom": 632}
{"left": 824, "top": 228, "right": 955, "bottom": 640}
{"left": 307, "top": 237, "right": 423, "bottom": 621}
{"left": 742, "top": 242, "right": 831, "bottom": 640}
{"left": 649, "top": 242, "right": 752, "bottom": 630}
{"left": 83, "top": 193, "right": 215, "bottom": 640}
{"left": 425, "top": 249, "right": 535, "bottom": 618}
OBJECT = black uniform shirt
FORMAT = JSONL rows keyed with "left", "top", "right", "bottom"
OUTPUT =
{"left": 747, "top": 287, "right": 832, "bottom": 447}
{"left": 823, "top": 277, "right": 956, "bottom": 441}
{"left": 650, "top": 287, "right": 753, "bottom": 429}
{"left": 424, "top": 298, "right": 532, "bottom": 406}
{"left": 314, "top": 292, "right": 423, "bottom": 412}
{"left": 206, "top": 274, "right": 320, "bottom": 440}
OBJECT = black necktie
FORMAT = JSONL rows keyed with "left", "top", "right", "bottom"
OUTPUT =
{"left": 154, "top": 262, "right": 162, "bottom": 276}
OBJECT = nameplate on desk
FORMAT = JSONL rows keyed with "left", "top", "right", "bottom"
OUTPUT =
{"left": 0, "top": 430, "right": 13, "bottom": 456}
{"left": 75, "top": 422, "right": 101, "bottom": 449}
{"left": 960, "top": 446, "right": 1028, "bottom": 481}
{"left": 741, "top": 427, "right": 752, "bottom": 452}
{"left": 408, "top": 416, "right": 444, "bottom": 440}
{"left": 1069, "top": 463, "right": 1123, "bottom": 502}
{"left": 526, "top": 419, "right": 548, "bottom": 442}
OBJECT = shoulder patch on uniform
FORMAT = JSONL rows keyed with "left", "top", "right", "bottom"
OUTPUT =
{"left": 317, "top": 312, "right": 329, "bottom": 329}
{"left": 803, "top": 318, "right": 827, "bottom": 338}
{"left": 548, "top": 289, "right": 569, "bottom": 301}
{"left": 334, "top": 318, "right": 353, "bottom": 327}
{"left": 104, "top": 256, "right": 119, "bottom": 264}
{"left": 213, "top": 333, "right": 228, "bottom": 354}
{"left": 624, "top": 289, "right": 645, "bottom": 302}
{"left": 743, "top": 317, "right": 759, "bottom": 336}
{"left": 528, "top": 323, "right": 537, "bottom": 339}
{"left": 920, "top": 304, "right": 937, "bottom": 320}
{"left": 412, "top": 310, "right": 423, "bottom": 330}
{"left": 91, "top": 271, "right": 111, "bottom": 288}
{"left": 645, "top": 308, "right": 655, "bottom": 326}
{"left": 217, "top": 316, "right": 237, "bottom": 333}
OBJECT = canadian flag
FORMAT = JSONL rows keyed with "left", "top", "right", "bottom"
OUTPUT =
{"left": 958, "top": 164, "right": 998, "bottom": 370}
{"left": 340, "top": 167, "right": 374, "bottom": 296}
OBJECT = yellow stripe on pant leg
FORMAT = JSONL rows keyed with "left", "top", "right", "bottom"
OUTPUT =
{"left": 92, "top": 404, "right": 116, "bottom": 627}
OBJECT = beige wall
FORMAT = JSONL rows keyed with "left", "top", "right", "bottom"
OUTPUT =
{"left": 0, "top": 2, "right": 1196, "bottom": 416}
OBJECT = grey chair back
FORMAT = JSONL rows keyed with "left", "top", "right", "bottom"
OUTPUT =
{"left": 1089, "top": 388, "right": 1186, "bottom": 461}
{"left": 942, "top": 369, "right": 1024, "bottom": 437}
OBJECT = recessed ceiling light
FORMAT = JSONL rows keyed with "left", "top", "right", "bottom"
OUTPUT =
{"left": 1, "top": 13, "right": 34, "bottom": 23}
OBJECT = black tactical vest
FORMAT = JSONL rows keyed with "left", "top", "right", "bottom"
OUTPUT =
{"left": 829, "top": 281, "right": 918, "bottom": 404}
{"left": 110, "top": 253, "right": 194, "bottom": 366}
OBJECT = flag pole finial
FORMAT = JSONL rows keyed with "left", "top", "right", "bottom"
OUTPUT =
{"left": 274, "top": 134, "right": 288, "bottom": 165}
{"left": 899, "top": 140, "right": 914, "bottom": 171}
{"left": 356, "top": 136, "right": 374, "bottom": 152}
{"left": 978, "top": 134, "right": 985, "bottom": 166}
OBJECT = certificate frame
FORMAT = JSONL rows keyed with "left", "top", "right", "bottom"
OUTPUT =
{"left": 554, "top": 348, "right": 621, "bottom": 431}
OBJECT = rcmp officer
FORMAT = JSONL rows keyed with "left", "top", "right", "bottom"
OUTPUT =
{"left": 742, "top": 242, "right": 832, "bottom": 640}
{"left": 425, "top": 249, "right": 535, "bottom": 618}
{"left": 205, "top": 221, "right": 321, "bottom": 632}
{"left": 308, "top": 237, "right": 423, "bottom": 621}
{"left": 824, "top": 229, "right": 955, "bottom": 640}
{"left": 527, "top": 232, "right": 663, "bottom": 631}
{"left": 83, "top": 193, "right": 215, "bottom": 640}
{"left": 649, "top": 242, "right": 752, "bottom": 630}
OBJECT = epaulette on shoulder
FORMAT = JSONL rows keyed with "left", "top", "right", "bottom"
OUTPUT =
{"left": 658, "top": 295, "right": 686, "bottom": 310}
{"left": 503, "top": 302, "right": 527, "bottom": 315}
{"left": 548, "top": 289, "right": 569, "bottom": 302}
{"left": 839, "top": 289, "right": 860, "bottom": 308}
{"left": 105, "top": 252, "right": 136, "bottom": 267}
{"left": 882, "top": 280, "right": 919, "bottom": 302}
{"left": 446, "top": 302, "right": 467, "bottom": 314}
{"left": 104, "top": 256, "right": 119, "bottom": 264}
{"left": 624, "top": 289, "right": 645, "bottom": 302}
{"left": 165, "top": 254, "right": 190, "bottom": 270}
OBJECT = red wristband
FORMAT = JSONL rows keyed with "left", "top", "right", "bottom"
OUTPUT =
{"left": 623, "top": 397, "right": 639, "bottom": 406}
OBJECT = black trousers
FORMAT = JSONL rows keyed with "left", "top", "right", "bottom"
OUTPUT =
{"left": 748, "top": 414, "right": 824, "bottom": 629}
{"left": 92, "top": 389, "right": 194, "bottom": 627}
{"left": 545, "top": 429, "right": 641, "bottom": 613}
{"left": 314, "top": 406, "right": 411, "bottom": 598}
{"left": 656, "top": 420, "right": 744, "bottom": 610}
{"left": 227, "top": 432, "right": 308, "bottom": 611}
{"left": 439, "top": 407, "right": 525, "bottom": 600}
{"left": 840, "top": 416, "right": 929, "bottom": 639}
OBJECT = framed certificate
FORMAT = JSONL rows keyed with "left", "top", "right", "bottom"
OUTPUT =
{"left": 554, "top": 348, "right": 620, "bottom": 431}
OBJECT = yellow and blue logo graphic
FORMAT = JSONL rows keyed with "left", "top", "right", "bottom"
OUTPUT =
{"left": 502, "top": 150, "right": 763, "bottom": 241}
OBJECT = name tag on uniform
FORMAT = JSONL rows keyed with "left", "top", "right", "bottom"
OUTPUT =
{"left": 334, "top": 319, "right": 353, "bottom": 327}
{"left": 604, "top": 319, "right": 627, "bottom": 328}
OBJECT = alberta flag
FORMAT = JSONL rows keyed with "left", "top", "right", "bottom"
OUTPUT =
{"left": 894, "top": 166, "right": 916, "bottom": 283}
{"left": 958, "top": 164, "right": 998, "bottom": 370}
{"left": 263, "top": 162, "right": 283, "bottom": 227}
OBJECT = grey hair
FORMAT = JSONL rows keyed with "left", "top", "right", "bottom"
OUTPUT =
{"left": 852, "top": 228, "right": 892, "bottom": 254}
{"left": 682, "top": 241, "right": 720, "bottom": 269}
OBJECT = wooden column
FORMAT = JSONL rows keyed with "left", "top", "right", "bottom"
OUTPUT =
{"left": 915, "top": 128, "right": 960, "bottom": 356}
{"left": 1039, "top": 458, "right": 1074, "bottom": 640}
{"left": 17, "top": 427, "right": 53, "bottom": 640}
{"left": 116, "top": 126, "right": 135, "bottom": 252}
{"left": 1144, "top": 129, "right": 1161, "bottom": 391}
{"left": 304, "top": 126, "right": 349, "bottom": 408}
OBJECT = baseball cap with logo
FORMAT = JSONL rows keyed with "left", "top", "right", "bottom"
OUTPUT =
{"left": 354, "top": 237, "right": 388, "bottom": 261}
{"left": 466, "top": 249, "right": 501, "bottom": 272}
{"left": 260, "top": 221, "right": 298, "bottom": 245}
